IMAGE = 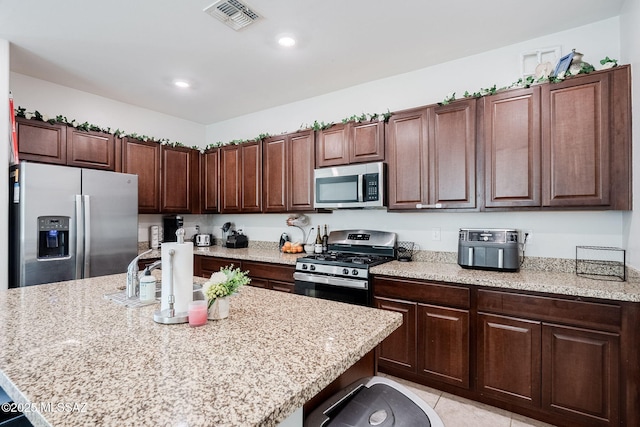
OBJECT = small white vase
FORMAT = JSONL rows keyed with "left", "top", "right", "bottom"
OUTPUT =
{"left": 207, "top": 297, "right": 229, "bottom": 320}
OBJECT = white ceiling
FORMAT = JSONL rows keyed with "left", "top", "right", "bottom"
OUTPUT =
{"left": 0, "top": 0, "right": 624, "bottom": 125}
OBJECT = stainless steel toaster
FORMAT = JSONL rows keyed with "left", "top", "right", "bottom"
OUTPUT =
{"left": 458, "top": 229, "right": 520, "bottom": 272}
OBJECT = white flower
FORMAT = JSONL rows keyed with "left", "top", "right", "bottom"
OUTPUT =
{"left": 42, "top": 114, "right": 49, "bottom": 122}
{"left": 209, "top": 271, "right": 227, "bottom": 285}
{"left": 71, "top": 120, "right": 78, "bottom": 127}
{"left": 25, "top": 112, "right": 34, "bottom": 120}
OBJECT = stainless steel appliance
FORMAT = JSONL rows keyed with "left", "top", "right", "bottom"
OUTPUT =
{"left": 162, "top": 215, "right": 183, "bottom": 242}
{"left": 314, "top": 161, "right": 385, "bottom": 209}
{"left": 294, "top": 229, "right": 396, "bottom": 306}
{"left": 9, "top": 162, "right": 138, "bottom": 287}
{"left": 458, "top": 228, "right": 520, "bottom": 272}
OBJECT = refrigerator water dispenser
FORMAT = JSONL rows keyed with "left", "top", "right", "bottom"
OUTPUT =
{"left": 37, "top": 216, "right": 70, "bottom": 259}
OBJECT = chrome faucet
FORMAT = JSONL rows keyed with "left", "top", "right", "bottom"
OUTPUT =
{"left": 126, "top": 249, "right": 153, "bottom": 299}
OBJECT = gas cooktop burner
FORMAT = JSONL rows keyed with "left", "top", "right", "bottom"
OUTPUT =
{"left": 300, "top": 252, "right": 392, "bottom": 267}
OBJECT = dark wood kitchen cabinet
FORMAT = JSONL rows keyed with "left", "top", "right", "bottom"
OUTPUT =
{"left": 541, "top": 66, "right": 631, "bottom": 209}
{"left": 243, "top": 260, "right": 295, "bottom": 293}
{"left": 16, "top": 117, "right": 68, "bottom": 165}
{"left": 477, "top": 289, "right": 621, "bottom": 427}
{"left": 373, "top": 277, "right": 471, "bottom": 390}
{"left": 201, "top": 148, "right": 220, "bottom": 213}
{"left": 160, "top": 145, "right": 200, "bottom": 213}
{"left": 220, "top": 142, "right": 262, "bottom": 213}
{"left": 17, "top": 117, "right": 117, "bottom": 171}
{"left": 194, "top": 256, "right": 235, "bottom": 278}
{"left": 263, "top": 130, "right": 315, "bottom": 213}
{"left": 121, "top": 137, "right": 160, "bottom": 213}
{"left": 387, "top": 98, "right": 476, "bottom": 210}
{"left": 316, "top": 121, "right": 384, "bottom": 167}
{"left": 482, "top": 87, "right": 542, "bottom": 208}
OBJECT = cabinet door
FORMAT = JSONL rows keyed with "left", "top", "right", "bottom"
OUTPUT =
{"left": 241, "top": 142, "right": 262, "bottom": 212}
{"left": 202, "top": 150, "right": 219, "bottom": 213}
{"left": 288, "top": 131, "right": 315, "bottom": 211}
{"left": 349, "top": 121, "right": 384, "bottom": 163}
{"left": 542, "top": 324, "right": 619, "bottom": 426}
{"left": 484, "top": 88, "right": 541, "bottom": 208}
{"left": 541, "top": 73, "right": 610, "bottom": 207}
{"left": 263, "top": 136, "right": 287, "bottom": 213}
{"left": 417, "top": 304, "right": 470, "bottom": 389}
{"left": 67, "top": 128, "right": 116, "bottom": 170}
{"left": 161, "top": 146, "right": 195, "bottom": 213}
{"left": 430, "top": 100, "right": 476, "bottom": 208}
{"left": 122, "top": 138, "right": 160, "bottom": 213}
{"left": 16, "top": 118, "right": 67, "bottom": 165}
{"left": 220, "top": 145, "right": 241, "bottom": 213}
{"left": 478, "top": 313, "right": 542, "bottom": 406}
{"left": 386, "top": 107, "right": 430, "bottom": 209}
{"left": 374, "top": 297, "right": 417, "bottom": 374}
{"left": 270, "top": 281, "right": 295, "bottom": 293}
{"left": 194, "top": 256, "right": 233, "bottom": 278}
{"left": 316, "top": 124, "right": 349, "bottom": 167}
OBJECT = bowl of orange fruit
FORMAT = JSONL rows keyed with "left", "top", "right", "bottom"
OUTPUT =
{"left": 281, "top": 241, "right": 304, "bottom": 253}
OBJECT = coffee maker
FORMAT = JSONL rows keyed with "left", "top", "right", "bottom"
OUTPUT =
{"left": 162, "top": 215, "right": 184, "bottom": 242}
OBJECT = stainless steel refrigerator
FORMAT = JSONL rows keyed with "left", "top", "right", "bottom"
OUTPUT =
{"left": 9, "top": 161, "right": 139, "bottom": 287}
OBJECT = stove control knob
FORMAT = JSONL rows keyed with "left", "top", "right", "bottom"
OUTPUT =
{"left": 352, "top": 269, "right": 359, "bottom": 276}
{"left": 310, "top": 265, "right": 316, "bottom": 271}
{"left": 342, "top": 268, "right": 349, "bottom": 275}
{"left": 302, "top": 264, "right": 308, "bottom": 270}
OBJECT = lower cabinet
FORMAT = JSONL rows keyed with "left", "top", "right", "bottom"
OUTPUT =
{"left": 373, "top": 277, "right": 471, "bottom": 391}
{"left": 194, "top": 256, "right": 295, "bottom": 293}
{"left": 373, "top": 276, "right": 634, "bottom": 427}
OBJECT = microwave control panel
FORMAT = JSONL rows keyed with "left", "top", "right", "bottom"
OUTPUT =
{"left": 363, "top": 173, "right": 379, "bottom": 201}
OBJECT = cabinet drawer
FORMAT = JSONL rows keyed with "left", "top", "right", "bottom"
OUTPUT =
{"left": 373, "top": 277, "right": 470, "bottom": 309}
{"left": 197, "top": 256, "right": 236, "bottom": 277}
{"left": 477, "top": 289, "right": 621, "bottom": 332}
{"left": 243, "top": 261, "right": 294, "bottom": 283}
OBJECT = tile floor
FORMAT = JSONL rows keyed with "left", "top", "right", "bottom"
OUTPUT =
{"left": 381, "top": 374, "right": 556, "bottom": 427}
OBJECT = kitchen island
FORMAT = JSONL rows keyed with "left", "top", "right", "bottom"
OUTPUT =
{"left": 0, "top": 273, "right": 401, "bottom": 427}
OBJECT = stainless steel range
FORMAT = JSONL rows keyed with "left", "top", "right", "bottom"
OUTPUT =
{"left": 293, "top": 229, "right": 397, "bottom": 306}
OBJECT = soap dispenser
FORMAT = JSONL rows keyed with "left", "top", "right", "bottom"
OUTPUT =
{"left": 139, "top": 268, "right": 156, "bottom": 303}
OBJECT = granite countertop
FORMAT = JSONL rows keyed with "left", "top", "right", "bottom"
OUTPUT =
{"left": 139, "top": 245, "right": 640, "bottom": 302}
{"left": 140, "top": 245, "right": 304, "bottom": 266}
{"left": 0, "top": 274, "right": 401, "bottom": 427}
{"left": 371, "top": 260, "right": 640, "bottom": 303}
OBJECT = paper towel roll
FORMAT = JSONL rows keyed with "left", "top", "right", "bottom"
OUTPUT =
{"left": 161, "top": 241, "right": 194, "bottom": 314}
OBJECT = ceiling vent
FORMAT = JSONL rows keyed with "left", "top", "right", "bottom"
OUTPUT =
{"left": 203, "top": 0, "right": 261, "bottom": 31}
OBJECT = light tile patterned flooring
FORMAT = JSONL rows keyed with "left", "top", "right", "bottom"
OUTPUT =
{"left": 381, "top": 374, "right": 557, "bottom": 427}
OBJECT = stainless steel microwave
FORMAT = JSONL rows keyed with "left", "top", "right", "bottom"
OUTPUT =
{"left": 314, "top": 162, "right": 385, "bottom": 209}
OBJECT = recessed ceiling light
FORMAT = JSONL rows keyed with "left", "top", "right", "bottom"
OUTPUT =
{"left": 278, "top": 36, "right": 296, "bottom": 47}
{"left": 174, "top": 80, "right": 190, "bottom": 88}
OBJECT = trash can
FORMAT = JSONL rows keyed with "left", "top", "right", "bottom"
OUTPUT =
{"left": 305, "top": 376, "right": 445, "bottom": 427}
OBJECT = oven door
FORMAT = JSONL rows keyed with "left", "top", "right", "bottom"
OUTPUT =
{"left": 293, "top": 272, "right": 371, "bottom": 306}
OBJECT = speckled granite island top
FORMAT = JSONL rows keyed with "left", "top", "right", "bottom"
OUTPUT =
{"left": 0, "top": 274, "right": 401, "bottom": 427}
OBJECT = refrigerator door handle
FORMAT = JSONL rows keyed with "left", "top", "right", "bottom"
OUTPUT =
{"left": 75, "top": 195, "right": 84, "bottom": 279}
{"left": 83, "top": 195, "right": 91, "bottom": 278}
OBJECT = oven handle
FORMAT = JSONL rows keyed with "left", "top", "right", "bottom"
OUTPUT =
{"left": 293, "top": 272, "right": 368, "bottom": 290}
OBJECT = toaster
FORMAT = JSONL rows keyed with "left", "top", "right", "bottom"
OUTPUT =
{"left": 458, "top": 229, "right": 520, "bottom": 272}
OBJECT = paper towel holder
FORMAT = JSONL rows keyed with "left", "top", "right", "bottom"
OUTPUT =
{"left": 153, "top": 248, "right": 189, "bottom": 324}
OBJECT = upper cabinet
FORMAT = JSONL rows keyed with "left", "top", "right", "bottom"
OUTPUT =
{"left": 17, "top": 118, "right": 117, "bottom": 171}
{"left": 387, "top": 98, "right": 476, "bottom": 210}
{"left": 482, "top": 87, "right": 541, "bottom": 208}
{"left": 122, "top": 137, "right": 160, "bottom": 213}
{"left": 220, "top": 141, "right": 262, "bottom": 213}
{"left": 160, "top": 145, "right": 200, "bottom": 214}
{"left": 316, "top": 121, "right": 385, "bottom": 167}
{"left": 480, "top": 66, "right": 631, "bottom": 211}
{"left": 541, "top": 67, "right": 631, "bottom": 209}
{"left": 201, "top": 149, "right": 220, "bottom": 213}
{"left": 263, "top": 130, "right": 315, "bottom": 213}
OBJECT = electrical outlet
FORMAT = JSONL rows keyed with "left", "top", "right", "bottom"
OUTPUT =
{"left": 523, "top": 230, "right": 532, "bottom": 244}
{"left": 432, "top": 227, "right": 441, "bottom": 241}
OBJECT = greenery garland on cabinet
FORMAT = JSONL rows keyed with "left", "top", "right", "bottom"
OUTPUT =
{"left": 14, "top": 56, "right": 618, "bottom": 151}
